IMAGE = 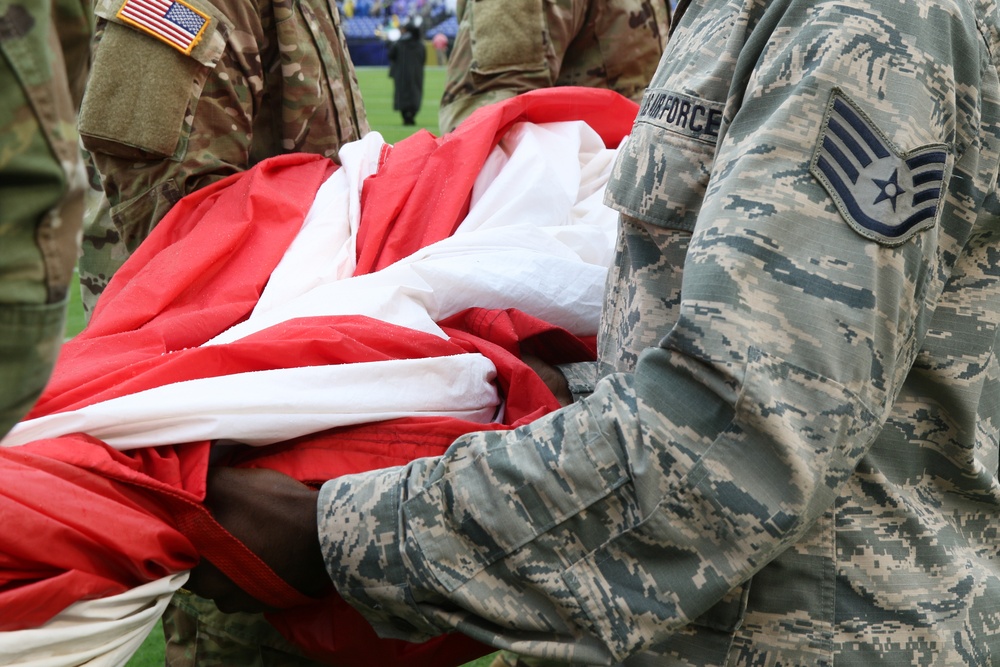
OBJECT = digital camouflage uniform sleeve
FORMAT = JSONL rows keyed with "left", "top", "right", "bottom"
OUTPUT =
{"left": 438, "top": 0, "right": 669, "bottom": 134}
{"left": 76, "top": 0, "right": 368, "bottom": 311}
{"left": 321, "top": 1, "right": 1000, "bottom": 665}
{"left": 0, "top": 0, "right": 91, "bottom": 434}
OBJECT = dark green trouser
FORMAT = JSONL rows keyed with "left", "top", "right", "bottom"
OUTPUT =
{"left": 0, "top": 302, "right": 66, "bottom": 436}
{"left": 0, "top": 0, "right": 90, "bottom": 437}
{"left": 164, "top": 591, "right": 329, "bottom": 667}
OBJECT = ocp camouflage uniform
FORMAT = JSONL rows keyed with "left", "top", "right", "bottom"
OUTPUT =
{"left": 77, "top": 0, "right": 369, "bottom": 314}
{"left": 164, "top": 590, "right": 329, "bottom": 667}
{"left": 438, "top": 0, "right": 671, "bottom": 134}
{"left": 0, "top": 0, "right": 91, "bottom": 436}
{"left": 318, "top": 1, "right": 1000, "bottom": 665}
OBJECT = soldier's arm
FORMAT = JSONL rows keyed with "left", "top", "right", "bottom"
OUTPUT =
{"left": 78, "top": 0, "right": 366, "bottom": 255}
{"left": 438, "top": 0, "right": 585, "bottom": 133}
{"left": 318, "top": 1, "right": 992, "bottom": 662}
{"left": 78, "top": 0, "right": 252, "bottom": 253}
{"left": 0, "top": 0, "right": 92, "bottom": 433}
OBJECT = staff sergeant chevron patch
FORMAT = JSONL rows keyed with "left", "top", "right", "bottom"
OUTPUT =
{"left": 810, "top": 89, "right": 950, "bottom": 246}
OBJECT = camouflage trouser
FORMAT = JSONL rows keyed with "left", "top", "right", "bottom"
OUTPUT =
{"left": 491, "top": 651, "right": 626, "bottom": 667}
{"left": 77, "top": 182, "right": 117, "bottom": 319}
{"left": 0, "top": 0, "right": 89, "bottom": 436}
{"left": 164, "top": 590, "right": 329, "bottom": 667}
{"left": 490, "top": 652, "right": 572, "bottom": 667}
{"left": 0, "top": 301, "right": 68, "bottom": 436}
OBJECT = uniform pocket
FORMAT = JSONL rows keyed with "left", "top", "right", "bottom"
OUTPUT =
{"left": 79, "top": 0, "right": 226, "bottom": 159}
{"left": 110, "top": 179, "right": 181, "bottom": 253}
{"left": 605, "top": 91, "right": 725, "bottom": 233}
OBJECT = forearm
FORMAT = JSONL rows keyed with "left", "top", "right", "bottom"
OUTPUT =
{"left": 317, "top": 377, "right": 644, "bottom": 663}
{"left": 317, "top": 336, "right": 882, "bottom": 662}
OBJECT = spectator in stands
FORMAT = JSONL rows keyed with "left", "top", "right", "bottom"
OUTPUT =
{"left": 75, "top": 0, "right": 369, "bottom": 660}
{"left": 389, "top": 18, "right": 427, "bottom": 125}
{"left": 432, "top": 31, "right": 449, "bottom": 65}
{"left": 438, "top": 0, "right": 671, "bottom": 133}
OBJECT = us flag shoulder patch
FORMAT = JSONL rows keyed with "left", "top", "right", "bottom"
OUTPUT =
{"left": 810, "top": 88, "right": 950, "bottom": 246}
{"left": 116, "top": 0, "right": 210, "bottom": 55}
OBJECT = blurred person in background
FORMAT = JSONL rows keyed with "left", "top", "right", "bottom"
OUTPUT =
{"left": 389, "top": 16, "right": 426, "bottom": 125}
{"left": 432, "top": 29, "right": 449, "bottom": 65}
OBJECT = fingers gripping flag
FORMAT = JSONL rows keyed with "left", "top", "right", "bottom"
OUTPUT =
{"left": 811, "top": 88, "right": 950, "bottom": 246}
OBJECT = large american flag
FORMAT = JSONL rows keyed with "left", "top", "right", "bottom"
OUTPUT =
{"left": 117, "top": 0, "right": 209, "bottom": 54}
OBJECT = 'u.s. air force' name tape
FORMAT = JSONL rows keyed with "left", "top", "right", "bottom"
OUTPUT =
{"left": 811, "top": 88, "right": 949, "bottom": 246}
{"left": 636, "top": 89, "right": 724, "bottom": 144}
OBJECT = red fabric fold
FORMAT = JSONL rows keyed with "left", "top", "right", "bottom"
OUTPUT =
{"left": 2, "top": 87, "right": 638, "bottom": 666}
{"left": 30, "top": 153, "right": 338, "bottom": 418}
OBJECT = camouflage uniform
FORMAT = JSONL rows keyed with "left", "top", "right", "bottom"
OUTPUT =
{"left": 0, "top": 0, "right": 91, "bottom": 436}
{"left": 438, "top": 0, "right": 670, "bottom": 133}
{"left": 164, "top": 591, "right": 329, "bottom": 667}
{"left": 77, "top": 0, "right": 369, "bottom": 314}
{"left": 318, "top": 1, "right": 1000, "bottom": 665}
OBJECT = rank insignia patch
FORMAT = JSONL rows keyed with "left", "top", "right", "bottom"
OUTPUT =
{"left": 117, "top": 0, "right": 210, "bottom": 55}
{"left": 811, "top": 88, "right": 949, "bottom": 246}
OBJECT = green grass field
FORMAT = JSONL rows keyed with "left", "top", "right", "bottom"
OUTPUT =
{"left": 96, "top": 65, "right": 498, "bottom": 667}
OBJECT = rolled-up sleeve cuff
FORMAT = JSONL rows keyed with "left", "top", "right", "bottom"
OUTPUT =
{"left": 317, "top": 467, "right": 441, "bottom": 641}
{"left": 557, "top": 361, "right": 598, "bottom": 402}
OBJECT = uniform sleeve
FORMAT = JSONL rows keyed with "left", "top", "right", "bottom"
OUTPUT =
{"left": 321, "top": 0, "right": 995, "bottom": 662}
{"left": 79, "top": 0, "right": 367, "bottom": 252}
{"left": 438, "top": 0, "right": 580, "bottom": 133}
{"left": 78, "top": 0, "right": 250, "bottom": 250}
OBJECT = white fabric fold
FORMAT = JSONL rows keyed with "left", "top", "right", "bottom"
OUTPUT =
{"left": 0, "top": 573, "right": 188, "bottom": 667}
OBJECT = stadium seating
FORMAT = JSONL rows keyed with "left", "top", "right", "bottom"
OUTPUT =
{"left": 340, "top": 0, "right": 457, "bottom": 66}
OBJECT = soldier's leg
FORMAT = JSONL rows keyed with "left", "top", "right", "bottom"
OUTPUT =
{"left": 78, "top": 163, "right": 117, "bottom": 319}
{"left": 164, "top": 591, "right": 330, "bottom": 667}
{"left": 490, "top": 651, "right": 612, "bottom": 667}
{"left": 0, "top": 0, "right": 87, "bottom": 435}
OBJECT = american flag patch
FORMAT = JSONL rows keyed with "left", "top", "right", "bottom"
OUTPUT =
{"left": 117, "top": 0, "right": 210, "bottom": 55}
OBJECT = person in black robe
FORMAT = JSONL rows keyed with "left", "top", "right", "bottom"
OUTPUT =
{"left": 389, "top": 20, "right": 425, "bottom": 125}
